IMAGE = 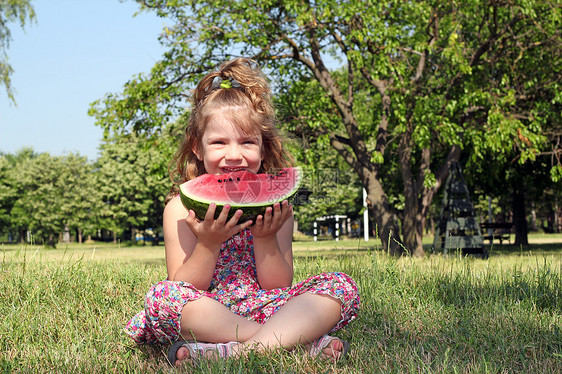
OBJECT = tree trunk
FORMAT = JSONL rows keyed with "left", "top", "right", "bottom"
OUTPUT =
{"left": 401, "top": 166, "right": 425, "bottom": 256}
{"left": 397, "top": 130, "right": 424, "bottom": 256}
{"left": 19, "top": 229, "right": 26, "bottom": 243}
{"left": 46, "top": 234, "right": 56, "bottom": 248}
{"left": 402, "top": 207, "right": 425, "bottom": 257}
{"left": 530, "top": 203, "right": 538, "bottom": 231}
{"left": 78, "top": 228, "right": 83, "bottom": 244}
{"left": 554, "top": 201, "right": 562, "bottom": 232}
{"left": 365, "top": 173, "right": 403, "bottom": 255}
{"left": 402, "top": 187, "right": 425, "bottom": 256}
{"left": 512, "top": 185, "right": 528, "bottom": 245}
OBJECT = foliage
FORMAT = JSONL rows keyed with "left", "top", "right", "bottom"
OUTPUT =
{"left": 89, "top": 0, "right": 561, "bottom": 256}
{"left": 0, "top": 148, "right": 36, "bottom": 240}
{"left": 295, "top": 165, "right": 362, "bottom": 234}
{"left": 0, "top": 150, "right": 94, "bottom": 246}
{"left": 60, "top": 154, "right": 99, "bottom": 240}
{"left": 467, "top": 151, "right": 560, "bottom": 243}
{"left": 276, "top": 69, "right": 401, "bottom": 232}
{"left": 277, "top": 80, "right": 363, "bottom": 231}
{"left": 0, "top": 142, "right": 173, "bottom": 245}
{"left": 94, "top": 134, "right": 171, "bottom": 241}
{"left": 0, "top": 0, "right": 35, "bottom": 102}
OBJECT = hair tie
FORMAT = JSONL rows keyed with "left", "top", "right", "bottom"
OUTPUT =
{"left": 220, "top": 79, "right": 233, "bottom": 89}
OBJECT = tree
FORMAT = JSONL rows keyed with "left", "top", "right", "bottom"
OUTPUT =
{"left": 292, "top": 143, "right": 363, "bottom": 235}
{"left": 90, "top": 0, "right": 561, "bottom": 255}
{"left": 30, "top": 153, "right": 92, "bottom": 246}
{"left": 468, "top": 149, "right": 560, "bottom": 245}
{"left": 0, "top": 148, "right": 36, "bottom": 241}
{"left": 461, "top": 0, "right": 562, "bottom": 245}
{"left": 0, "top": 0, "right": 35, "bottom": 102}
{"left": 93, "top": 134, "right": 170, "bottom": 243}
{"left": 10, "top": 153, "right": 64, "bottom": 246}
{"left": 277, "top": 75, "right": 365, "bottom": 234}
{"left": 57, "top": 153, "right": 97, "bottom": 243}
{"left": 0, "top": 150, "right": 95, "bottom": 246}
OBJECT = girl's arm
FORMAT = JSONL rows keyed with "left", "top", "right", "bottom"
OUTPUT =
{"left": 164, "top": 196, "right": 251, "bottom": 290}
{"left": 252, "top": 201, "right": 295, "bottom": 290}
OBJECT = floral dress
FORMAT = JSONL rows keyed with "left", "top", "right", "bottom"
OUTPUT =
{"left": 125, "top": 229, "right": 360, "bottom": 345}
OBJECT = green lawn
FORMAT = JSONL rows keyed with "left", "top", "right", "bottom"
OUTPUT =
{"left": 1, "top": 235, "right": 561, "bottom": 373}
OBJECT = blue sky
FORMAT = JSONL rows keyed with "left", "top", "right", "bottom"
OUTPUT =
{"left": 0, "top": 0, "right": 167, "bottom": 161}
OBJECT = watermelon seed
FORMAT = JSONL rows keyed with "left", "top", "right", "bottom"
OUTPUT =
{"left": 218, "top": 179, "right": 222, "bottom": 182}
{"left": 229, "top": 178, "right": 233, "bottom": 182}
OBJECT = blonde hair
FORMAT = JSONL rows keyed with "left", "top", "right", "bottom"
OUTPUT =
{"left": 167, "top": 58, "right": 293, "bottom": 202}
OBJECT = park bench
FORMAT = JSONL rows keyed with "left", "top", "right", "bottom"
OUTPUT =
{"left": 481, "top": 222, "right": 512, "bottom": 244}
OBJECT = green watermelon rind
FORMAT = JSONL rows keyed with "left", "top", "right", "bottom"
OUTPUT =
{"left": 179, "top": 167, "right": 302, "bottom": 222}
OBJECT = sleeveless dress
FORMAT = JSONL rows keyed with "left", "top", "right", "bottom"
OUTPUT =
{"left": 125, "top": 229, "right": 360, "bottom": 344}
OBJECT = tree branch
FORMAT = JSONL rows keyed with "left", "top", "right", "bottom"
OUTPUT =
{"left": 416, "top": 147, "right": 431, "bottom": 198}
{"left": 329, "top": 135, "right": 365, "bottom": 178}
{"left": 299, "top": 27, "right": 372, "bottom": 170}
{"left": 359, "top": 67, "right": 391, "bottom": 159}
{"left": 413, "top": 11, "right": 439, "bottom": 83}
{"left": 420, "top": 144, "right": 461, "bottom": 218}
{"left": 470, "top": 9, "right": 524, "bottom": 67}
{"left": 296, "top": 124, "right": 363, "bottom": 176}
{"left": 329, "top": 28, "right": 348, "bottom": 56}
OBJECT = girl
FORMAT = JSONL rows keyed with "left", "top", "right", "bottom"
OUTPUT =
{"left": 125, "top": 58, "right": 360, "bottom": 366}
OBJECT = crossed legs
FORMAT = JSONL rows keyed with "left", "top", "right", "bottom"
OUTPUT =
{"left": 175, "top": 292, "right": 344, "bottom": 364}
{"left": 179, "top": 295, "right": 261, "bottom": 343}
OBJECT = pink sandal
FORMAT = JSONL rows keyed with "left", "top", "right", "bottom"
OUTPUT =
{"left": 309, "top": 335, "right": 350, "bottom": 361}
{"left": 167, "top": 340, "right": 239, "bottom": 366}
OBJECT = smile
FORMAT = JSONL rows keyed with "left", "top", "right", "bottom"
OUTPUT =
{"left": 221, "top": 167, "right": 247, "bottom": 173}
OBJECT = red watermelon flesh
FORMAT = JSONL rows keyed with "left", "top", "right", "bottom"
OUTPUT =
{"left": 179, "top": 167, "right": 302, "bottom": 221}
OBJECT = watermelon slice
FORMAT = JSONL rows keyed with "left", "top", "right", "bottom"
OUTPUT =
{"left": 179, "top": 167, "right": 302, "bottom": 222}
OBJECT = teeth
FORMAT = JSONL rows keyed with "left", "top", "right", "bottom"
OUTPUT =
{"left": 223, "top": 168, "right": 245, "bottom": 173}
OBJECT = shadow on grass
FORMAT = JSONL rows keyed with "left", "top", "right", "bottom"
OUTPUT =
{"left": 425, "top": 242, "right": 562, "bottom": 258}
{"left": 356, "top": 259, "right": 562, "bottom": 372}
{"left": 432, "top": 270, "right": 561, "bottom": 313}
{"left": 489, "top": 242, "right": 562, "bottom": 256}
{"left": 136, "top": 259, "right": 166, "bottom": 267}
{"left": 293, "top": 247, "right": 373, "bottom": 260}
{"left": 357, "top": 303, "right": 561, "bottom": 372}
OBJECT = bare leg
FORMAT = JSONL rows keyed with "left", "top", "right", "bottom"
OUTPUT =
{"left": 180, "top": 296, "right": 261, "bottom": 342}
{"left": 243, "top": 293, "right": 342, "bottom": 354}
{"left": 175, "top": 296, "right": 261, "bottom": 365}
{"left": 175, "top": 293, "right": 344, "bottom": 364}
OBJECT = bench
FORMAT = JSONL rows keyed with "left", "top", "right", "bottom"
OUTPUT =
{"left": 481, "top": 222, "right": 512, "bottom": 244}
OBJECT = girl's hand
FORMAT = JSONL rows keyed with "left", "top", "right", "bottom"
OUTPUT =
{"left": 251, "top": 200, "right": 293, "bottom": 240}
{"left": 185, "top": 203, "right": 253, "bottom": 248}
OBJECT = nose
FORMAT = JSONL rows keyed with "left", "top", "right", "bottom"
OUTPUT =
{"left": 225, "top": 144, "right": 243, "bottom": 161}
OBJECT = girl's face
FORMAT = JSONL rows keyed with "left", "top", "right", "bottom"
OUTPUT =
{"left": 194, "top": 112, "right": 263, "bottom": 175}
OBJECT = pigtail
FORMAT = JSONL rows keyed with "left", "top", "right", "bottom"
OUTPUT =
{"left": 217, "top": 59, "right": 274, "bottom": 117}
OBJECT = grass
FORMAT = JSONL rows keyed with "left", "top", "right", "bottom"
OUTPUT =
{"left": 1, "top": 235, "right": 561, "bottom": 373}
